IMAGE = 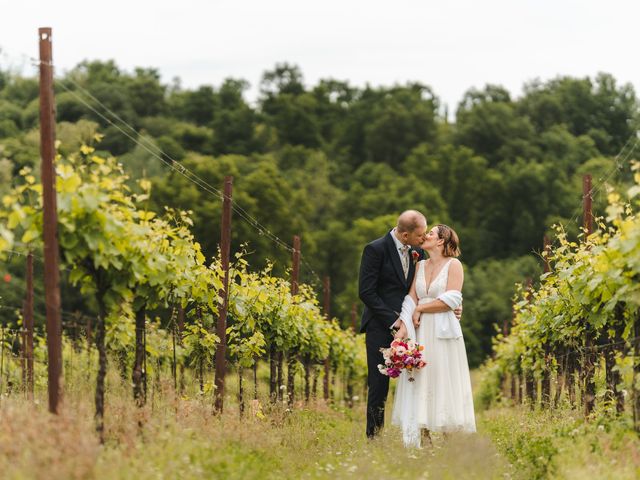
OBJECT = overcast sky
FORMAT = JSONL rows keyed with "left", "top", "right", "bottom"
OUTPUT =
{"left": 1, "top": 0, "right": 638, "bottom": 113}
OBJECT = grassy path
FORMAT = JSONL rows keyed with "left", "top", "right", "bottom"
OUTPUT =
{"left": 2, "top": 370, "right": 639, "bottom": 479}
{"left": 0, "top": 392, "right": 511, "bottom": 479}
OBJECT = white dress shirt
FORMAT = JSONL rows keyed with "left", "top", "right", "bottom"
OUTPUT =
{"left": 390, "top": 228, "right": 410, "bottom": 329}
{"left": 390, "top": 228, "right": 409, "bottom": 268}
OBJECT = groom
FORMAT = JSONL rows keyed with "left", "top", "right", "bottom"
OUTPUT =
{"left": 358, "top": 210, "right": 427, "bottom": 438}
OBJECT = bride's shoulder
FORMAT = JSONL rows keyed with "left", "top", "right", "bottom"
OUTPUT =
{"left": 448, "top": 258, "right": 463, "bottom": 270}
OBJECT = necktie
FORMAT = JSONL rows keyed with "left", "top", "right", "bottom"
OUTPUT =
{"left": 400, "top": 245, "right": 410, "bottom": 279}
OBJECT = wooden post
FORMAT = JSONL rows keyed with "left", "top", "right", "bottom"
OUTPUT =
{"left": 582, "top": 174, "right": 596, "bottom": 417}
{"left": 0, "top": 326, "right": 4, "bottom": 396}
{"left": 323, "top": 276, "right": 331, "bottom": 401}
{"left": 24, "top": 252, "right": 34, "bottom": 399}
{"left": 541, "top": 235, "right": 552, "bottom": 401}
{"left": 39, "top": 27, "right": 63, "bottom": 414}
{"left": 287, "top": 236, "right": 301, "bottom": 407}
{"left": 541, "top": 244, "right": 552, "bottom": 407}
{"left": 214, "top": 176, "right": 232, "bottom": 413}
{"left": 633, "top": 313, "right": 640, "bottom": 432}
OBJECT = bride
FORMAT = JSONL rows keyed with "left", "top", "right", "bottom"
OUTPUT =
{"left": 391, "top": 224, "right": 476, "bottom": 448}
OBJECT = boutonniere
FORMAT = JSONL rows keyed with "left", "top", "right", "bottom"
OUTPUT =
{"left": 411, "top": 250, "right": 420, "bottom": 265}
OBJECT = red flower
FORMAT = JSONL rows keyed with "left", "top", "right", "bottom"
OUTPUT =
{"left": 411, "top": 250, "right": 420, "bottom": 264}
{"left": 3, "top": 273, "right": 10, "bottom": 283}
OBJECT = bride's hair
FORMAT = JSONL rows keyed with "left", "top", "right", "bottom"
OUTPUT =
{"left": 435, "top": 224, "right": 461, "bottom": 257}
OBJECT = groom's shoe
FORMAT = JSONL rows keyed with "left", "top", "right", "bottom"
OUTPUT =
{"left": 421, "top": 428, "right": 433, "bottom": 448}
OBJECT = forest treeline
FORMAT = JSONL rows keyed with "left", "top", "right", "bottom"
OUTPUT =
{"left": 0, "top": 60, "right": 638, "bottom": 366}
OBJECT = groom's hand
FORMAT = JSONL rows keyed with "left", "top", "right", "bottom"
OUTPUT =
{"left": 454, "top": 305, "right": 463, "bottom": 320}
{"left": 394, "top": 323, "right": 407, "bottom": 340}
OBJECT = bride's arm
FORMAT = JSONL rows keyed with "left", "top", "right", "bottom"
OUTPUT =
{"left": 415, "top": 260, "right": 464, "bottom": 314}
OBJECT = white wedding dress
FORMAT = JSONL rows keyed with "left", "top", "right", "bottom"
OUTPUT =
{"left": 391, "top": 259, "right": 476, "bottom": 447}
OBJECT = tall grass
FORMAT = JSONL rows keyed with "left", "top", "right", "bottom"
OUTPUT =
{"left": 1, "top": 350, "right": 638, "bottom": 479}
{"left": 0, "top": 353, "right": 511, "bottom": 479}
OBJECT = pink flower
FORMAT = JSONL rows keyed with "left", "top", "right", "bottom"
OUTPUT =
{"left": 387, "top": 368, "right": 401, "bottom": 378}
{"left": 377, "top": 340, "right": 427, "bottom": 379}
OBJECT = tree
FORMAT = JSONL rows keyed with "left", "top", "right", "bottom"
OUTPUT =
{"left": 260, "top": 63, "right": 305, "bottom": 99}
{"left": 172, "top": 85, "right": 216, "bottom": 125}
{"left": 211, "top": 79, "right": 257, "bottom": 154}
{"left": 455, "top": 85, "right": 536, "bottom": 166}
{"left": 150, "top": 152, "right": 312, "bottom": 274}
{"left": 127, "top": 67, "right": 167, "bottom": 118}
{"left": 519, "top": 74, "right": 638, "bottom": 155}
{"left": 335, "top": 84, "right": 440, "bottom": 169}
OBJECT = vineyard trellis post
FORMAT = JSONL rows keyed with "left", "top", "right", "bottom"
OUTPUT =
{"left": 541, "top": 237, "right": 552, "bottom": 407}
{"left": 38, "top": 27, "right": 63, "bottom": 415}
{"left": 0, "top": 326, "right": 4, "bottom": 396}
{"left": 582, "top": 174, "right": 596, "bottom": 417}
{"left": 522, "top": 279, "right": 536, "bottom": 407}
{"left": 287, "top": 235, "right": 301, "bottom": 407}
{"left": 634, "top": 313, "right": 640, "bottom": 431}
{"left": 214, "top": 176, "right": 233, "bottom": 413}
{"left": 323, "top": 276, "right": 330, "bottom": 401}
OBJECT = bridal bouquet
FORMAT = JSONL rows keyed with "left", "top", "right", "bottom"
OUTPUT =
{"left": 377, "top": 339, "right": 426, "bottom": 382}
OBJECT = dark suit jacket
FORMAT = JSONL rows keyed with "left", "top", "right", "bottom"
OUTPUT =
{"left": 358, "top": 232, "right": 422, "bottom": 334}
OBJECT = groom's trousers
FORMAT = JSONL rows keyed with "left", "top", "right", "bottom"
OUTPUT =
{"left": 365, "top": 328, "right": 393, "bottom": 438}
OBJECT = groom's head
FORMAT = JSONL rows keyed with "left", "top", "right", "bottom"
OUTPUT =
{"left": 396, "top": 210, "right": 427, "bottom": 247}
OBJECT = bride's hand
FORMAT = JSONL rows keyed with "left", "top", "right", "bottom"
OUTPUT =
{"left": 412, "top": 309, "right": 421, "bottom": 328}
{"left": 394, "top": 322, "right": 407, "bottom": 340}
{"left": 454, "top": 304, "right": 463, "bottom": 320}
